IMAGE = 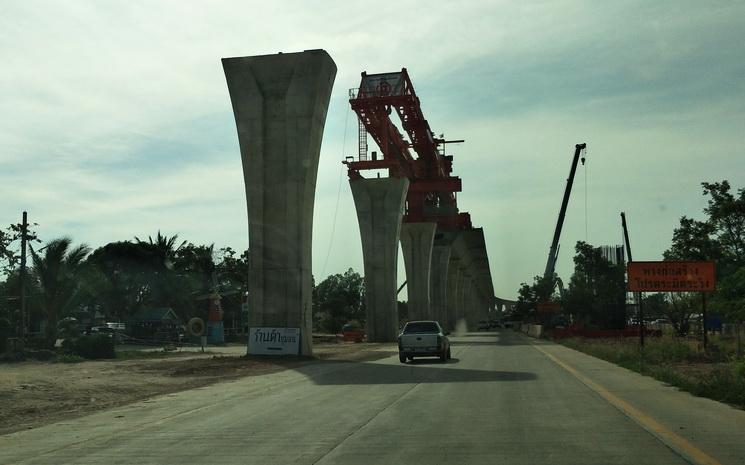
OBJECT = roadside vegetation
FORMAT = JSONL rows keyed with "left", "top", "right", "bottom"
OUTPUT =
{"left": 561, "top": 336, "right": 745, "bottom": 409}
{"left": 510, "top": 180, "right": 745, "bottom": 409}
{"left": 1, "top": 223, "right": 368, "bottom": 361}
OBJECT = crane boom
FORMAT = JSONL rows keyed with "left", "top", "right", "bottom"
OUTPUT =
{"left": 543, "top": 143, "right": 587, "bottom": 282}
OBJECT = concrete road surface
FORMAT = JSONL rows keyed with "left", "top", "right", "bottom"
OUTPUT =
{"left": 2, "top": 330, "right": 744, "bottom": 464}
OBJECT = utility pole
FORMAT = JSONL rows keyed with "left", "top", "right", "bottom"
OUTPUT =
{"left": 621, "top": 212, "right": 644, "bottom": 348}
{"left": 19, "top": 211, "right": 28, "bottom": 340}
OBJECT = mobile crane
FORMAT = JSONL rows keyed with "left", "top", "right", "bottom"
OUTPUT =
{"left": 543, "top": 143, "right": 587, "bottom": 292}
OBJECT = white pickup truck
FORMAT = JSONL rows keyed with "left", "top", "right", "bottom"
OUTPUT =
{"left": 398, "top": 320, "right": 451, "bottom": 363}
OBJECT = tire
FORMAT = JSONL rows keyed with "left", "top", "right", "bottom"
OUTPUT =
{"left": 399, "top": 353, "right": 407, "bottom": 363}
{"left": 439, "top": 350, "right": 447, "bottom": 362}
{"left": 447, "top": 347, "right": 451, "bottom": 359}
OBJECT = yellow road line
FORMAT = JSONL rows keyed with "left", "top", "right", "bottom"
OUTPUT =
{"left": 533, "top": 344, "right": 723, "bottom": 465}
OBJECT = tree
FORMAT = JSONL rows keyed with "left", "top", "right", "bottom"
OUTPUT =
{"left": 134, "top": 231, "right": 186, "bottom": 271}
{"left": 214, "top": 247, "right": 249, "bottom": 332}
{"left": 711, "top": 266, "right": 745, "bottom": 323}
{"left": 313, "top": 269, "right": 365, "bottom": 333}
{"left": 30, "top": 238, "right": 91, "bottom": 346}
{"left": 131, "top": 232, "right": 187, "bottom": 309}
{"left": 702, "top": 181, "right": 745, "bottom": 267}
{"left": 563, "top": 241, "right": 626, "bottom": 329}
{"left": 664, "top": 217, "right": 721, "bottom": 263}
{"left": 664, "top": 181, "right": 745, "bottom": 322}
{"left": 86, "top": 241, "right": 162, "bottom": 322}
{"left": 666, "top": 292, "right": 698, "bottom": 336}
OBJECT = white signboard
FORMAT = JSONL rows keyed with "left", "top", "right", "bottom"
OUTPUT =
{"left": 360, "top": 72, "right": 405, "bottom": 97}
{"left": 248, "top": 327, "right": 300, "bottom": 355}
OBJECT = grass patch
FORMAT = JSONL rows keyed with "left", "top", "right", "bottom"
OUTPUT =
{"left": 560, "top": 337, "right": 745, "bottom": 409}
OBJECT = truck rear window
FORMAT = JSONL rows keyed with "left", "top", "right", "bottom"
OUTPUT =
{"left": 403, "top": 322, "right": 439, "bottom": 334}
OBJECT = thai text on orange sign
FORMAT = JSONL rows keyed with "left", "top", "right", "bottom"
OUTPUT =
{"left": 627, "top": 261, "right": 716, "bottom": 292}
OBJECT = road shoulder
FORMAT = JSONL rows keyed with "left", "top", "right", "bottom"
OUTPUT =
{"left": 531, "top": 336, "right": 745, "bottom": 465}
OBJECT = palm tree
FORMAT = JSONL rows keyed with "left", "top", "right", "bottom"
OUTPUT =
{"left": 134, "top": 231, "right": 186, "bottom": 270}
{"left": 30, "top": 238, "right": 91, "bottom": 346}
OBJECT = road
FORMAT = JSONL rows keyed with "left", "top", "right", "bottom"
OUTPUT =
{"left": 2, "top": 330, "right": 744, "bottom": 464}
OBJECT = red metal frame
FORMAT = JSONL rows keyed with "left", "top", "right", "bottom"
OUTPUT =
{"left": 343, "top": 68, "right": 471, "bottom": 230}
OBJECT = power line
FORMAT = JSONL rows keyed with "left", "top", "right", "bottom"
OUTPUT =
{"left": 320, "top": 107, "right": 351, "bottom": 277}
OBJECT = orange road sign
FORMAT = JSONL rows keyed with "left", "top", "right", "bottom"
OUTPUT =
{"left": 627, "top": 261, "right": 716, "bottom": 292}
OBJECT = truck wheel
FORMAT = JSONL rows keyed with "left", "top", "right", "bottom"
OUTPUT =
{"left": 447, "top": 348, "right": 452, "bottom": 359}
{"left": 439, "top": 350, "right": 447, "bottom": 362}
{"left": 399, "top": 353, "right": 407, "bottom": 363}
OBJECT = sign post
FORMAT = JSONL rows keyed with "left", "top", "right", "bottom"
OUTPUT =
{"left": 702, "top": 292, "right": 708, "bottom": 351}
{"left": 627, "top": 261, "right": 716, "bottom": 351}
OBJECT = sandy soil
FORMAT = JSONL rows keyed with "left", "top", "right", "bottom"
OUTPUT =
{"left": 0, "top": 342, "right": 396, "bottom": 436}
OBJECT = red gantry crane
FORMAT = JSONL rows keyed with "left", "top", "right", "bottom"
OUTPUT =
{"left": 343, "top": 68, "right": 471, "bottom": 231}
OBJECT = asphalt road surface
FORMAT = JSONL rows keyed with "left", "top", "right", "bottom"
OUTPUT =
{"left": 2, "top": 330, "right": 744, "bottom": 464}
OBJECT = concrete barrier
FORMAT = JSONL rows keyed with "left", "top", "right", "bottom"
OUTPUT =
{"left": 520, "top": 324, "right": 543, "bottom": 339}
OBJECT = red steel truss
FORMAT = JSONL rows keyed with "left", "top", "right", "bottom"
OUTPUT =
{"left": 343, "top": 68, "right": 471, "bottom": 230}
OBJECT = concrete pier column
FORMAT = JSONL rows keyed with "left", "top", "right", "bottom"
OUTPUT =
{"left": 446, "top": 256, "right": 461, "bottom": 331}
{"left": 350, "top": 177, "right": 409, "bottom": 342}
{"left": 430, "top": 243, "right": 451, "bottom": 326}
{"left": 400, "top": 222, "right": 436, "bottom": 321}
{"left": 464, "top": 280, "right": 481, "bottom": 329}
{"left": 222, "top": 50, "right": 336, "bottom": 356}
{"left": 456, "top": 270, "right": 471, "bottom": 328}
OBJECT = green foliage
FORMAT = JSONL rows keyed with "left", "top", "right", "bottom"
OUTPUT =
{"left": 62, "top": 334, "right": 116, "bottom": 359}
{"left": 214, "top": 247, "right": 249, "bottom": 329}
{"left": 30, "top": 237, "right": 92, "bottom": 347}
{"left": 510, "top": 275, "right": 557, "bottom": 322}
{"left": 563, "top": 242, "right": 626, "bottom": 329}
{"left": 712, "top": 266, "right": 745, "bottom": 322}
{"left": 664, "top": 181, "right": 745, "bottom": 323}
{"left": 313, "top": 268, "right": 365, "bottom": 333}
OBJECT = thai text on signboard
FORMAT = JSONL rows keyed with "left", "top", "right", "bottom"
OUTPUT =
{"left": 627, "top": 261, "right": 716, "bottom": 292}
{"left": 248, "top": 327, "right": 300, "bottom": 355}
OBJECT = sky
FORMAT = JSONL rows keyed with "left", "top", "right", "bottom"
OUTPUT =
{"left": 2, "top": 0, "right": 744, "bottom": 299}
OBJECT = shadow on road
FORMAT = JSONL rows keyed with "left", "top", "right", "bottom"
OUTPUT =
{"left": 449, "top": 332, "right": 534, "bottom": 347}
{"left": 406, "top": 357, "right": 461, "bottom": 365}
{"left": 295, "top": 360, "right": 536, "bottom": 385}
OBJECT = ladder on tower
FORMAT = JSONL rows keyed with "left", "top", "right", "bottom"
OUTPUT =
{"left": 358, "top": 117, "right": 368, "bottom": 161}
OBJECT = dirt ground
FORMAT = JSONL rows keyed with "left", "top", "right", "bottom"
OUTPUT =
{"left": 0, "top": 342, "right": 396, "bottom": 436}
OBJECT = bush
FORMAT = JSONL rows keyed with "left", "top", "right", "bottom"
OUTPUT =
{"left": 27, "top": 349, "right": 56, "bottom": 361}
{"left": 25, "top": 335, "right": 49, "bottom": 350}
{"left": 0, "top": 351, "right": 25, "bottom": 363}
{"left": 63, "top": 334, "right": 116, "bottom": 359}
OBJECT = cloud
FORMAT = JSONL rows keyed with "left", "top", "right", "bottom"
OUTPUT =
{"left": 1, "top": 0, "right": 744, "bottom": 298}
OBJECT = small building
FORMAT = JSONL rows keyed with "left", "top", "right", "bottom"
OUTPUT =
{"left": 129, "top": 307, "right": 181, "bottom": 341}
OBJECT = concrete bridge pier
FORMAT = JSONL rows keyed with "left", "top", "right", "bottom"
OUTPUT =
{"left": 222, "top": 50, "right": 336, "bottom": 356}
{"left": 430, "top": 242, "right": 452, "bottom": 326}
{"left": 445, "top": 256, "right": 461, "bottom": 331}
{"left": 350, "top": 177, "right": 409, "bottom": 342}
{"left": 456, "top": 270, "right": 471, "bottom": 328}
{"left": 400, "top": 222, "right": 437, "bottom": 321}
